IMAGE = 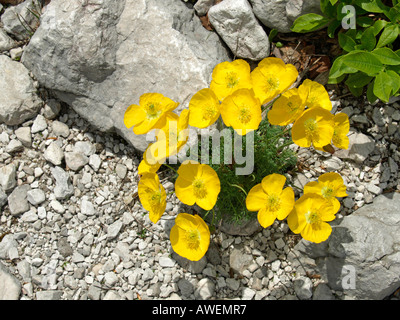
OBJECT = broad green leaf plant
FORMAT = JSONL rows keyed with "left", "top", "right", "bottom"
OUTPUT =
{"left": 292, "top": 0, "right": 400, "bottom": 103}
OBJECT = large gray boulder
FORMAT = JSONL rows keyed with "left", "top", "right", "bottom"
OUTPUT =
{"left": 208, "top": 0, "right": 270, "bottom": 60}
{"left": 249, "top": 0, "right": 322, "bottom": 33}
{"left": 0, "top": 55, "right": 42, "bottom": 126}
{"left": 290, "top": 192, "right": 400, "bottom": 300}
{"left": 22, "top": 0, "right": 230, "bottom": 152}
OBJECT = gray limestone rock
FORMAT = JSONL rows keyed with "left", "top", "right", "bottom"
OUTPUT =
{"left": 0, "top": 234, "right": 18, "bottom": 260}
{"left": 51, "top": 121, "right": 70, "bottom": 138}
{"left": 0, "top": 52, "right": 42, "bottom": 126}
{"left": 1, "top": 0, "right": 40, "bottom": 40}
{"left": 0, "top": 262, "right": 21, "bottom": 300}
{"left": 57, "top": 237, "right": 73, "bottom": 258}
{"left": 8, "top": 184, "right": 31, "bottom": 216}
{"left": 0, "top": 163, "right": 17, "bottom": 192}
{"left": 15, "top": 126, "right": 32, "bottom": 147}
{"left": 0, "top": 28, "right": 16, "bottom": 52}
{"left": 51, "top": 166, "right": 74, "bottom": 200}
{"left": 31, "top": 114, "right": 48, "bottom": 134}
{"left": 44, "top": 142, "right": 65, "bottom": 166}
{"left": 26, "top": 188, "right": 46, "bottom": 206}
{"left": 229, "top": 248, "right": 253, "bottom": 275}
{"left": 335, "top": 132, "right": 376, "bottom": 164}
{"left": 64, "top": 152, "right": 88, "bottom": 172}
{"left": 22, "top": 0, "right": 230, "bottom": 152}
{"left": 208, "top": 0, "right": 270, "bottom": 60}
{"left": 249, "top": 0, "right": 322, "bottom": 33}
{"left": 194, "top": 278, "right": 215, "bottom": 300}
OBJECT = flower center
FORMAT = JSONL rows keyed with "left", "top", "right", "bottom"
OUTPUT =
{"left": 192, "top": 178, "right": 207, "bottom": 199}
{"left": 287, "top": 101, "right": 298, "bottom": 114}
{"left": 238, "top": 106, "right": 252, "bottom": 124}
{"left": 146, "top": 102, "right": 162, "bottom": 120}
{"left": 185, "top": 229, "right": 201, "bottom": 250}
{"left": 305, "top": 211, "right": 320, "bottom": 224}
{"left": 225, "top": 72, "right": 239, "bottom": 89}
{"left": 321, "top": 185, "right": 334, "bottom": 200}
{"left": 304, "top": 118, "right": 319, "bottom": 141}
{"left": 149, "top": 190, "right": 162, "bottom": 208}
{"left": 267, "top": 194, "right": 281, "bottom": 212}
{"left": 265, "top": 77, "right": 279, "bottom": 92}
{"left": 202, "top": 105, "right": 218, "bottom": 121}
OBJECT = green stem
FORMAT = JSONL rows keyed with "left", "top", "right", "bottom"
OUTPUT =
{"left": 163, "top": 163, "right": 179, "bottom": 175}
{"left": 228, "top": 183, "right": 248, "bottom": 197}
{"left": 261, "top": 100, "right": 275, "bottom": 112}
{"left": 202, "top": 210, "right": 211, "bottom": 221}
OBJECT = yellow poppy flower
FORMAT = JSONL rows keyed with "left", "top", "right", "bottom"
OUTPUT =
{"left": 188, "top": 88, "right": 221, "bottom": 128}
{"left": 300, "top": 79, "right": 332, "bottom": 111}
{"left": 138, "top": 143, "right": 164, "bottom": 175}
{"left": 124, "top": 93, "right": 179, "bottom": 135}
{"left": 251, "top": 57, "right": 298, "bottom": 105}
{"left": 210, "top": 59, "right": 252, "bottom": 101}
{"left": 304, "top": 172, "right": 348, "bottom": 213}
{"left": 220, "top": 88, "right": 262, "bottom": 136}
{"left": 292, "top": 107, "right": 335, "bottom": 149}
{"left": 175, "top": 161, "right": 220, "bottom": 211}
{"left": 332, "top": 113, "right": 350, "bottom": 150}
{"left": 149, "top": 110, "right": 190, "bottom": 160}
{"left": 138, "top": 173, "right": 167, "bottom": 224}
{"left": 287, "top": 193, "right": 337, "bottom": 243}
{"left": 246, "top": 173, "right": 295, "bottom": 228}
{"left": 267, "top": 87, "right": 308, "bottom": 126}
{"left": 170, "top": 213, "right": 210, "bottom": 261}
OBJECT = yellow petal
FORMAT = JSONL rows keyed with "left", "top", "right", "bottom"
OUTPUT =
{"left": 304, "top": 181, "right": 322, "bottom": 195}
{"left": 130, "top": 93, "right": 179, "bottom": 135}
{"left": 252, "top": 58, "right": 298, "bottom": 105}
{"left": 171, "top": 213, "right": 210, "bottom": 261}
{"left": 220, "top": 88, "right": 262, "bottom": 135}
{"left": 246, "top": 184, "right": 268, "bottom": 212}
{"left": 210, "top": 59, "right": 252, "bottom": 101}
{"left": 292, "top": 108, "right": 334, "bottom": 149}
{"left": 175, "top": 212, "right": 200, "bottom": 231}
{"left": 276, "top": 187, "right": 295, "bottom": 220}
{"left": 291, "top": 120, "right": 312, "bottom": 148}
{"left": 287, "top": 207, "right": 306, "bottom": 234}
{"left": 332, "top": 113, "right": 350, "bottom": 149}
{"left": 175, "top": 175, "right": 196, "bottom": 206}
{"left": 319, "top": 172, "right": 348, "bottom": 198}
{"left": 261, "top": 173, "right": 286, "bottom": 195}
{"left": 268, "top": 88, "right": 306, "bottom": 126}
{"left": 124, "top": 104, "right": 146, "bottom": 129}
{"left": 149, "top": 187, "right": 166, "bottom": 224}
{"left": 177, "top": 161, "right": 201, "bottom": 183}
{"left": 301, "top": 221, "right": 332, "bottom": 243}
{"left": 257, "top": 207, "right": 277, "bottom": 228}
{"left": 138, "top": 173, "right": 166, "bottom": 223}
{"left": 138, "top": 157, "right": 162, "bottom": 175}
{"left": 300, "top": 79, "right": 332, "bottom": 111}
{"left": 189, "top": 88, "right": 220, "bottom": 128}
